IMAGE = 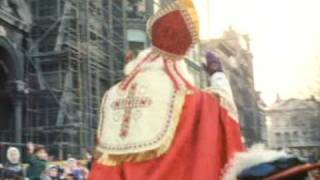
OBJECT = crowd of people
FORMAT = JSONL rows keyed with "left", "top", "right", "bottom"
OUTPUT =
{"left": 0, "top": 142, "right": 91, "bottom": 180}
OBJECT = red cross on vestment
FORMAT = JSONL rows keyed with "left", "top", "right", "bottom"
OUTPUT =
{"left": 111, "top": 84, "right": 152, "bottom": 138}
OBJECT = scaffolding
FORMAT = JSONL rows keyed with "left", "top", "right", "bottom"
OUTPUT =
{"left": 24, "top": 0, "right": 126, "bottom": 159}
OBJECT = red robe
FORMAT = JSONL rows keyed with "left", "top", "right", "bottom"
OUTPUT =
{"left": 89, "top": 89, "right": 245, "bottom": 180}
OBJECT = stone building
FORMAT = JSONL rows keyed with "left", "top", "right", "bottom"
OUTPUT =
{"left": 126, "top": 0, "right": 154, "bottom": 52}
{"left": 257, "top": 92, "right": 268, "bottom": 144}
{"left": 266, "top": 98, "right": 320, "bottom": 158}
{"left": 0, "top": 0, "right": 32, "bottom": 162}
{"left": 202, "top": 28, "right": 262, "bottom": 146}
{"left": 0, "top": 0, "right": 32, "bottom": 143}
{"left": 0, "top": 0, "right": 128, "bottom": 158}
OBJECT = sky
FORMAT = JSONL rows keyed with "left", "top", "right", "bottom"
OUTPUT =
{"left": 194, "top": 0, "right": 320, "bottom": 105}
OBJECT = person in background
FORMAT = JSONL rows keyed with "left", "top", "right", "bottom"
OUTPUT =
{"left": 85, "top": 149, "right": 93, "bottom": 170}
{"left": 63, "top": 158, "right": 88, "bottom": 180}
{"left": 42, "top": 165, "right": 61, "bottom": 180}
{"left": 26, "top": 142, "right": 48, "bottom": 180}
{"left": 3, "top": 147, "right": 24, "bottom": 179}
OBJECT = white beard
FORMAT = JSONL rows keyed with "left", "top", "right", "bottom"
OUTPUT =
{"left": 124, "top": 48, "right": 196, "bottom": 86}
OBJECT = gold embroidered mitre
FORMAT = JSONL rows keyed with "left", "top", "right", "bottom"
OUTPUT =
{"left": 147, "top": 0, "right": 199, "bottom": 60}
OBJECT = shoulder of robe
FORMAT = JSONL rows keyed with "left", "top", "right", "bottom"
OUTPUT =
{"left": 201, "top": 88, "right": 221, "bottom": 102}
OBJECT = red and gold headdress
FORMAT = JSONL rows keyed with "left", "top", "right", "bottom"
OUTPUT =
{"left": 120, "top": 0, "right": 198, "bottom": 91}
{"left": 147, "top": 0, "right": 199, "bottom": 60}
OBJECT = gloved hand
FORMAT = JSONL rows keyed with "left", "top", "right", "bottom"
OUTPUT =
{"left": 202, "top": 52, "right": 223, "bottom": 76}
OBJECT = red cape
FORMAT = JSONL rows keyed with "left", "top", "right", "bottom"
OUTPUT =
{"left": 89, "top": 90, "right": 245, "bottom": 180}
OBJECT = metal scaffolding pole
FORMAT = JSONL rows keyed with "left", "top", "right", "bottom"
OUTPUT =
{"left": 24, "top": 0, "right": 127, "bottom": 158}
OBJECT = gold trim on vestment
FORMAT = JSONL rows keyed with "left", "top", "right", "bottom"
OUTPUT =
{"left": 147, "top": 1, "right": 199, "bottom": 60}
{"left": 95, "top": 91, "right": 186, "bottom": 166}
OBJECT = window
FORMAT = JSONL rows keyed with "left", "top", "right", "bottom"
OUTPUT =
{"left": 127, "top": 0, "right": 146, "bottom": 19}
{"left": 129, "top": 41, "right": 145, "bottom": 52}
{"left": 285, "top": 132, "right": 290, "bottom": 143}
{"left": 275, "top": 132, "right": 282, "bottom": 144}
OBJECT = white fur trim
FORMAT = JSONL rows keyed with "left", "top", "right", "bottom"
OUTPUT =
{"left": 124, "top": 49, "right": 195, "bottom": 86}
{"left": 223, "top": 144, "right": 290, "bottom": 180}
{"left": 124, "top": 48, "right": 153, "bottom": 75}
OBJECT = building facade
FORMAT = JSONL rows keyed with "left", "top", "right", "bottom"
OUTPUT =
{"left": 202, "top": 28, "right": 262, "bottom": 146}
{"left": 256, "top": 91, "right": 268, "bottom": 145}
{"left": 126, "top": 0, "right": 156, "bottom": 52}
{"left": 0, "top": 0, "right": 32, "bottom": 156}
{"left": 266, "top": 98, "right": 320, "bottom": 158}
{"left": 0, "top": 0, "right": 127, "bottom": 159}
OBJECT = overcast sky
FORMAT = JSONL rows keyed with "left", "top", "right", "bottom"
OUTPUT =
{"left": 194, "top": 0, "right": 320, "bottom": 104}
